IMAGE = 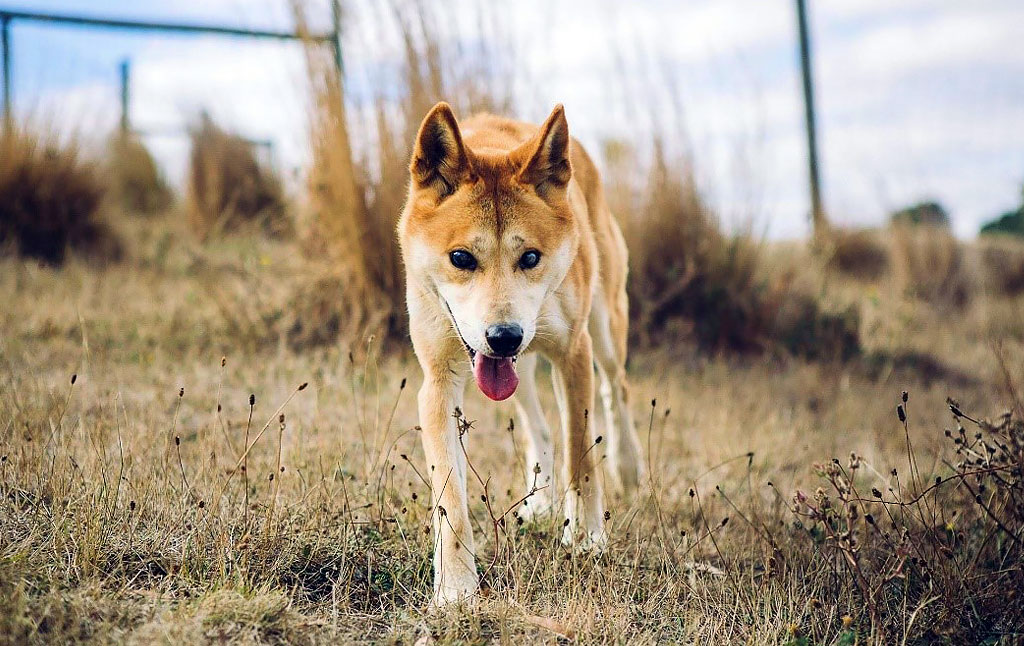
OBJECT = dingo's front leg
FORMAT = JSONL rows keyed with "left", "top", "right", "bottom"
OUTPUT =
{"left": 419, "top": 374, "right": 477, "bottom": 606}
{"left": 552, "top": 331, "right": 606, "bottom": 550}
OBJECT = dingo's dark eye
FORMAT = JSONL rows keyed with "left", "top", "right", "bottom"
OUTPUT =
{"left": 449, "top": 249, "right": 477, "bottom": 270}
{"left": 519, "top": 250, "right": 541, "bottom": 270}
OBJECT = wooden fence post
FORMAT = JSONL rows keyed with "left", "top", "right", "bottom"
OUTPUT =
{"left": 795, "top": 0, "right": 827, "bottom": 239}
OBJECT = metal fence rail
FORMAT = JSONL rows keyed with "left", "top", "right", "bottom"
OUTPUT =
{"left": 0, "top": 6, "right": 342, "bottom": 123}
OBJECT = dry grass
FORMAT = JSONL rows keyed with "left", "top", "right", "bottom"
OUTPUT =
{"left": 0, "top": 124, "right": 121, "bottom": 265}
{"left": 979, "top": 236, "right": 1024, "bottom": 297}
{"left": 890, "top": 224, "right": 972, "bottom": 308}
{"left": 607, "top": 142, "right": 859, "bottom": 359}
{"left": 286, "top": 1, "right": 513, "bottom": 348}
{"left": 105, "top": 133, "right": 173, "bottom": 216}
{"left": 824, "top": 228, "right": 891, "bottom": 282}
{"left": 1, "top": 219, "right": 1023, "bottom": 643}
{"left": 186, "top": 114, "right": 287, "bottom": 241}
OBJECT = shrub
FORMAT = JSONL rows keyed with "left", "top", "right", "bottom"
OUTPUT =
{"left": 890, "top": 223, "right": 971, "bottom": 307}
{"left": 979, "top": 236, "right": 1024, "bottom": 296}
{"left": 612, "top": 145, "right": 763, "bottom": 352}
{"left": 824, "top": 228, "right": 890, "bottom": 281}
{"left": 0, "top": 124, "right": 120, "bottom": 265}
{"left": 981, "top": 209, "right": 1024, "bottom": 238}
{"left": 105, "top": 133, "right": 173, "bottom": 215}
{"left": 890, "top": 200, "right": 951, "bottom": 228}
{"left": 980, "top": 184, "right": 1024, "bottom": 238}
{"left": 185, "top": 113, "right": 286, "bottom": 240}
{"left": 791, "top": 398, "right": 1024, "bottom": 640}
{"left": 610, "top": 142, "right": 860, "bottom": 359}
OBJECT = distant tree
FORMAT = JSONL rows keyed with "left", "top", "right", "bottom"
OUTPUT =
{"left": 890, "top": 201, "right": 951, "bottom": 228}
{"left": 980, "top": 184, "right": 1024, "bottom": 238}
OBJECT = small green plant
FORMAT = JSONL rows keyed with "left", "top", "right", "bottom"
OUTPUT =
{"left": 980, "top": 184, "right": 1024, "bottom": 238}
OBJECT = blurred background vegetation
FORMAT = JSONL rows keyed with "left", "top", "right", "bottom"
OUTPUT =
{"left": 1, "top": 1, "right": 1021, "bottom": 361}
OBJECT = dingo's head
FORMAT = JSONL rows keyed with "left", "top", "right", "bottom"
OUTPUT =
{"left": 400, "top": 103, "right": 578, "bottom": 401}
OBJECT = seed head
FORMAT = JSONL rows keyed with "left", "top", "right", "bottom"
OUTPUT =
{"left": 897, "top": 405, "right": 906, "bottom": 423}
{"left": 249, "top": 394, "right": 255, "bottom": 407}
{"left": 71, "top": 374, "right": 77, "bottom": 385}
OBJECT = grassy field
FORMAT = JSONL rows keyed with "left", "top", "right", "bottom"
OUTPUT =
{"left": 2, "top": 212, "right": 1023, "bottom": 645}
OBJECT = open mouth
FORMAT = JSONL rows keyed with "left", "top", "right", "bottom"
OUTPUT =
{"left": 444, "top": 301, "right": 520, "bottom": 402}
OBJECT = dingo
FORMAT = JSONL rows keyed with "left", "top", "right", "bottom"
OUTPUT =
{"left": 398, "top": 103, "right": 645, "bottom": 605}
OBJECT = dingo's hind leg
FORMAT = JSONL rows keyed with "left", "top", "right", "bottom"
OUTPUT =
{"left": 590, "top": 289, "right": 645, "bottom": 495}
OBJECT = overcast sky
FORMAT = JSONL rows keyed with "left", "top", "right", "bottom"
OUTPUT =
{"left": 10, "top": 0, "right": 1024, "bottom": 238}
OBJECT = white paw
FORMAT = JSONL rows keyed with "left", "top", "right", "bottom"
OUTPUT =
{"left": 430, "top": 571, "right": 478, "bottom": 609}
{"left": 560, "top": 524, "right": 608, "bottom": 553}
{"left": 517, "top": 494, "right": 554, "bottom": 522}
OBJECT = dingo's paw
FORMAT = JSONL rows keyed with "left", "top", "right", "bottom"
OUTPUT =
{"left": 430, "top": 572, "right": 478, "bottom": 610}
{"left": 560, "top": 524, "right": 608, "bottom": 553}
{"left": 516, "top": 494, "right": 554, "bottom": 522}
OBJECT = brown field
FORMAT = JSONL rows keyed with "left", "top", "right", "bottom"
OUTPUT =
{"left": 2, "top": 209, "right": 1023, "bottom": 644}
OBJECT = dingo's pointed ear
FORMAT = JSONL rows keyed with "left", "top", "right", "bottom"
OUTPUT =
{"left": 514, "top": 104, "right": 571, "bottom": 195}
{"left": 411, "top": 102, "right": 470, "bottom": 199}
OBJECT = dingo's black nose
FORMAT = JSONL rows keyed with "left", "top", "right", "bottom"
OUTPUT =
{"left": 485, "top": 324, "right": 523, "bottom": 357}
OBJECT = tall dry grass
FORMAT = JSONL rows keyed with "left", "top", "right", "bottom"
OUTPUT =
{"left": 891, "top": 223, "right": 971, "bottom": 307}
{"left": 0, "top": 124, "right": 121, "bottom": 265}
{"left": 105, "top": 133, "right": 173, "bottom": 215}
{"left": 824, "top": 228, "right": 891, "bottom": 282}
{"left": 826, "top": 223, "right": 981, "bottom": 310}
{"left": 607, "top": 141, "right": 859, "bottom": 358}
{"left": 286, "top": 1, "right": 512, "bottom": 348}
{"left": 980, "top": 236, "right": 1024, "bottom": 297}
{"left": 186, "top": 113, "right": 287, "bottom": 240}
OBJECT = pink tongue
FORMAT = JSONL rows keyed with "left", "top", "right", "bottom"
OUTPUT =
{"left": 473, "top": 355, "right": 519, "bottom": 401}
